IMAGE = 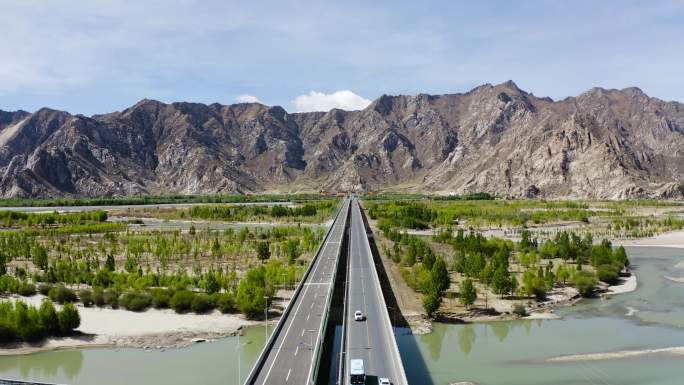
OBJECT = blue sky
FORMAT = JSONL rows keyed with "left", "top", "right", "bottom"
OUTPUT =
{"left": 0, "top": 0, "right": 683, "bottom": 115}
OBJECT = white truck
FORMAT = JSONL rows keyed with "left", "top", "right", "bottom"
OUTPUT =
{"left": 349, "top": 359, "right": 365, "bottom": 384}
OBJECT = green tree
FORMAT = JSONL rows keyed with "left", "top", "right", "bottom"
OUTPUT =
{"left": 211, "top": 238, "right": 222, "bottom": 258}
{"left": 38, "top": 300, "right": 60, "bottom": 334}
{"left": 48, "top": 284, "right": 77, "bottom": 304}
{"left": 270, "top": 205, "right": 288, "bottom": 217}
{"left": 283, "top": 239, "right": 301, "bottom": 263}
{"left": 104, "top": 254, "right": 116, "bottom": 272}
{"left": 215, "top": 292, "right": 235, "bottom": 314}
{"left": 191, "top": 293, "right": 215, "bottom": 313}
{"left": 480, "top": 263, "right": 494, "bottom": 286}
{"left": 13, "top": 301, "right": 43, "bottom": 341}
{"left": 492, "top": 267, "right": 511, "bottom": 297}
{"left": 404, "top": 241, "right": 417, "bottom": 266}
{"left": 32, "top": 246, "right": 49, "bottom": 270}
{"left": 522, "top": 270, "right": 547, "bottom": 300}
{"left": 509, "top": 276, "right": 518, "bottom": 297}
{"left": 519, "top": 230, "right": 535, "bottom": 252}
{"left": 58, "top": 302, "right": 80, "bottom": 334}
{"left": 573, "top": 270, "right": 598, "bottom": 297}
{"left": 430, "top": 258, "right": 450, "bottom": 295}
{"left": 124, "top": 255, "right": 137, "bottom": 273}
{"left": 423, "top": 292, "right": 441, "bottom": 317}
{"left": 236, "top": 280, "right": 266, "bottom": 319}
{"left": 556, "top": 264, "right": 570, "bottom": 285}
{"left": 614, "top": 246, "right": 629, "bottom": 268}
{"left": 170, "top": 290, "right": 195, "bottom": 313}
{"left": 597, "top": 264, "right": 620, "bottom": 285}
{"left": 256, "top": 242, "right": 271, "bottom": 262}
{"left": 459, "top": 278, "right": 477, "bottom": 309}
{"left": 204, "top": 272, "right": 220, "bottom": 294}
{"left": 590, "top": 240, "right": 613, "bottom": 267}
{"left": 78, "top": 289, "right": 94, "bottom": 307}
{"left": 539, "top": 240, "right": 557, "bottom": 259}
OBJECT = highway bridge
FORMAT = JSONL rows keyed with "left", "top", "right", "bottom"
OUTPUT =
{"left": 245, "top": 197, "right": 407, "bottom": 385}
{"left": 341, "top": 199, "right": 408, "bottom": 385}
{"left": 244, "top": 198, "right": 350, "bottom": 385}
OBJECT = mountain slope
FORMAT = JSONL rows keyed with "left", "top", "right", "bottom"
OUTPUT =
{"left": 1, "top": 82, "right": 683, "bottom": 199}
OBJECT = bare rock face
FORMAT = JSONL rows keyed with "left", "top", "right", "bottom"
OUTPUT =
{"left": 0, "top": 82, "right": 683, "bottom": 199}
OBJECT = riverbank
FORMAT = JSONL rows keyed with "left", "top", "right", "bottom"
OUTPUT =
{"left": 615, "top": 228, "right": 684, "bottom": 248}
{"left": 606, "top": 272, "right": 638, "bottom": 295}
{"left": 380, "top": 246, "right": 638, "bottom": 333}
{"left": 0, "top": 293, "right": 287, "bottom": 355}
{"left": 373, "top": 229, "right": 639, "bottom": 332}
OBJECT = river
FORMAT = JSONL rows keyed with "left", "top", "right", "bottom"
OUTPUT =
{"left": 397, "top": 246, "right": 684, "bottom": 385}
{"left": 0, "top": 246, "right": 683, "bottom": 385}
{"left": 0, "top": 326, "right": 271, "bottom": 385}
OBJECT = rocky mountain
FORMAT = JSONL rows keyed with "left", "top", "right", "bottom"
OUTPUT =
{"left": 1, "top": 81, "right": 683, "bottom": 199}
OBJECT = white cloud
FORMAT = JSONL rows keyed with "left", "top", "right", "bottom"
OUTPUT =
{"left": 235, "top": 94, "right": 261, "bottom": 103}
{"left": 293, "top": 90, "right": 372, "bottom": 112}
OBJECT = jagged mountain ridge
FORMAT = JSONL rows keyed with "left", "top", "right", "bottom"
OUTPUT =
{"left": 1, "top": 81, "right": 683, "bottom": 199}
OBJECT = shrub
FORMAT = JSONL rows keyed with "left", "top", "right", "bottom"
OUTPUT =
{"left": 0, "top": 299, "right": 77, "bottom": 342}
{"left": 204, "top": 273, "right": 220, "bottom": 294}
{"left": 170, "top": 290, "right": 195, "bottom": 313}
{"left": 191, "top": 293, "right": 215, "bottom": 313}
{"left": 151, "top": 288, "right": 172, "bottom": 309}
{"left": 513, "top": 303, "right": 528, "bottom": 317}
{"left": 13, "top": 301, "right": 44, "bottom": 341}
{"left": 422, "top": 292, "right": 441, "bottom": 317}
{"left": 0, "top": 319, "right": 18, "bottom": 341}
{"left": 215, "top": 292, "right": 235, "bottom": 314}
{"left": 58, "top": 302, "right": 80, "bottom": 334}
{"left": 38, "top": 300, "right": 60, "bottom": 334}
{"left": 78, "top": 289, "right": 94, "bottom": 307}
{"left": 0, "top": 276, "right": 19, "bottom": 294}
{"left": 103, "top": 289, "right": 119, "bottom": 309}
{"left": 256, "top": 242, "right": 271, "bottom": 261}
{"left": 48, "top": 284, "right": 77, "bottom": 304}
{"left": 120, "top": 291, "right": 152, "bottom": 312}
{"left": 92, "top": 288, "right": 105, "bottom": 307}
{"left": 574, "top": 271, "right": 599, "bottom": 297}
{"left": 236, "top": 280, "right": 266, "bottom": 319}
{"left": 17, "top": 282, "right": 36, "bottom": 296}
{"left": 596, "top": 264, "right": 620, "bottom": 285}
{"left": 38, "top": 283, "right": 52, "bottom": 296}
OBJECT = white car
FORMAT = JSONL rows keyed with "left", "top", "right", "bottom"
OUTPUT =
{"left": 379, "top": 378, "right": 391, "bottom": 385}
{"left": 354, "top": 310, "right": 364, "bottom": 321}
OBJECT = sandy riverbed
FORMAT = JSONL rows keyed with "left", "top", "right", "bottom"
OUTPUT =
{"left": 616, "top": 229, "right": 684, "bottom": 248}
{"left": 0, "top": 293, "right": 280, "bottom": 355}
{"left": 545, "top": 345, "right": 684, "bottom": 362}
{"left": 607, "top": 273, "right": 638, "bottom": 295}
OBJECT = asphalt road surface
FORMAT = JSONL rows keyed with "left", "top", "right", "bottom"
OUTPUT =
{"left": 345, "top": 198, "right": 407, "bottom": 385}
{"left": 250, "top": 198, "right": 350, "bottom": 385}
